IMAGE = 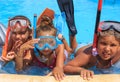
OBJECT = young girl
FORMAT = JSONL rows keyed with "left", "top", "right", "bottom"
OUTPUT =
{"left": 64, "top": 21, "right": 120, "bottom": 80}
{"left": 18, "top": 16, "right": 66, "bottom": 80}
{"left": 0, "top": 15, "right": 33, "bottom": 72}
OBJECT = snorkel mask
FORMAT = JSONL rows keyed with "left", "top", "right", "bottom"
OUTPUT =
{"left": 33, "top": 14, "right": 58, "bottom": 50}
{"left": 9, "top": 17, "right": 31, "bottom": 29}
{"left": 98, "top": 21, "right": 120, "bottom": 33}
{"left": 35, "top": 36, "right": 58, "bottom": 50}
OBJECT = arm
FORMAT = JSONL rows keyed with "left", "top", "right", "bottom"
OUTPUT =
{"left": 15, "top": 39, "right": 38, "bottom": 71}
{"left": 52, "top": 44, "right": 65, "bottom": 81}
{"left": 64, "top": 45, "right": 94, "bottom": 80}
{"left": 64, "top": 51, "right": 91, "bottom": 74}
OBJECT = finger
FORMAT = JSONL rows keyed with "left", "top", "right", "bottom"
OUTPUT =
{"left": 80, "top": 71, "right": 83, "bottom": 77}
{"left": 90, "top": 71, "right": 94, "bottom": 78}
{"left": 27, "top": 45, "right": 35, "bottom": 49}
{"left": 15, "top": 41, "right": 23, "bottom": 48}
{"left": 82, "top": 71, "right": 87, "bottom": 80}
{"left": 59, "top": 73, "right": 65, "bottom": 80}
{"left": 86, "top": 71, "right": 91, "bottom": 80}
{"left": 1, "top": 56, "right": 9, "bottom": 61}
{"left": 7, "top": 51, "right": 16, "bottom": 56}
{"left": 54, "top": 73, "right": 59, "bottom": 81}
{"left": 22, "top": 39, "right": 39, "bottom": 47}
{"left": 12, "top": 40, "right": 23, "bottom": 50}
{"left": 22, "top": 45, "right": 34, "bottom": 50}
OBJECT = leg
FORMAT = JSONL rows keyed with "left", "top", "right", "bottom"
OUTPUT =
{"left": 69, "top": 34, "right": 77, "bottom": 52}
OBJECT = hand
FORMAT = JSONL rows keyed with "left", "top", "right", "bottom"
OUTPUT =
{"left": 19, "top": 39, "right": 39, "bottom": 51}
{"left": 1, "top": 51, "right": 16, "bottom": 61}
{"left": 80, "top": 68, "right": 94, "bottom": 80}
{"left": 52, "top": 67, "right": 65, "bottom": 81}
{"left": 11, "top": 40, "right": 23, "bottom": 52}
{"left": 57, "top": 34, "right": 64, "bottom": 40}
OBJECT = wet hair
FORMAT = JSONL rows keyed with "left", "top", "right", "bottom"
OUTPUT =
{"left": 36, "top": 16, "right": 57, "bottom": 37}
{"left": 97, "top": 21, "right": 120, "bottom": 42}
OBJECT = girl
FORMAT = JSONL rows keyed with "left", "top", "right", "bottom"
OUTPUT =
{"left": 18, "top": 16, "right": 66, "bottom": 80}
{"left": 64, "top": 21, "right": 120, "bottom": 80}
{"left": 0, "top": 15, "right": 34, "bottom": 72}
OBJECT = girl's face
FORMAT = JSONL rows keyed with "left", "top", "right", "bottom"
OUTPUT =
{"left": 97, "top": 35, "right": 120, "bottom": 60}
{"left": 11, "top": 24, "right": 30, "bottom": 43}
{"left": 37, "top": 31, "right": 55, "bottom": 56}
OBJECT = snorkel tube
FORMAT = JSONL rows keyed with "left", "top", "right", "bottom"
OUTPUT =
{"left": 33, "top": 14, "right": 37, "bottom": 38}
{"left": 2, "top": 23, "right": 11, "bottom": 58}
{"left": 92, "top": 0, "right": 103, "bottom": 56}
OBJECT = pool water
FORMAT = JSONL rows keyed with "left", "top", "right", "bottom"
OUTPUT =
{"left": 0, "top": 0, "right": 120, "bottom": 43}
{"left": 0, "top": 0, "right": 120, "bottom": 75}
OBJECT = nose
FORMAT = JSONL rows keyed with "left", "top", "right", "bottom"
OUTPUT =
{"left": 16, "top": 34, "right": 21, "bottom": 39}
{"left": 44, "top": 47, "right": 49, "bottom": 50}
{"left": 104, "top": 45, "right": 111, "bottom": 52}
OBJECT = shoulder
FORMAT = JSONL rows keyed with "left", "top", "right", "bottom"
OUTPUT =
{"left": 75, "top": 44, "right": 92, "bottom": 57}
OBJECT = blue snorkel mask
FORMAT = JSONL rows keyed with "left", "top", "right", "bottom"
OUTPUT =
{"left": 33, "top": 14, "right": 59, "bottom": 50}
{"left": 35, "top": 36, "right": 58, "bottom": 50}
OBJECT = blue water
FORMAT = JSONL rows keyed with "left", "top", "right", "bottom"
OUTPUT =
{"left": 0, "top": 0, "right": 120, "bottom": 75}
{"left": 0, "top": 0, "right": 120, "bottom": 43}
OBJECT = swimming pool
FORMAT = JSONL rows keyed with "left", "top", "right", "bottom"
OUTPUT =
{"left": 0, "top": 0, "right": 120, "bottom": 43}
{"left": 0, "top": 0, "right": 120, "bottom": 75}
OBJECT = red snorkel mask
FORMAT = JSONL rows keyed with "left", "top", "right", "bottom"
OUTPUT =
{"left": 9, "top": 18, "right": 30, "bottom": 29}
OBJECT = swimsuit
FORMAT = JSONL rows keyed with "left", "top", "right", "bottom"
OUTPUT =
{"left": 89, "top": 60, "right": 120, "bottom": 74}
{"left": 33, "top": 48, "right": 68, "bottom": 69}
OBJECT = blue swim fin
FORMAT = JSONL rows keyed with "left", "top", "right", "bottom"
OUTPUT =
{"left": 54, "top": 12, "right": 66, "bottom": 35}
{"left": 57, "top": 0, "right": 77, "bottom": 35}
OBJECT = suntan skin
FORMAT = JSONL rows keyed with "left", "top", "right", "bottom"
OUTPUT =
{"left": 18, "top": 17, "right": 65, "bottom": 81}
{"left": 1, "top": 16, "right": 33, "bottom": 71}
{"left": 64, "top": 34, "right": 120, "bottom": 80}
{"left": 18, "top": 32, "right": 65, "bottom": 81}
{"left": 37, "top": 31, "right": 65, "bottom": 80}
{"left": 57, "top": 33, "right": 78, "bottom": 57}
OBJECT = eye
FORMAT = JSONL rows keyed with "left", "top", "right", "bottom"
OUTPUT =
{"left": 110, "top": 43, "right": 117, "bottom": 47}
{"left": 100, "top": 42, "right": 107, "bottom": 46}
{"left": 12, "top": 32, "right": 16, "bottom": 35}
{"left": 19, "top": 30, "right": 27, "bottom": 35}
{"left": 19, "top": 32, "right": 26, "bottom": 35}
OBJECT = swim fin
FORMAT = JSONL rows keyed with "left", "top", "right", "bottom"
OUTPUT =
{"left": 54, "top": 12, "right": 66, "bottom": 34}
{"left": 37, "top": 8, "right": 55, "bottom": 26}
{"left": 57, "top": 0, "right": 77, "bottom": 35}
